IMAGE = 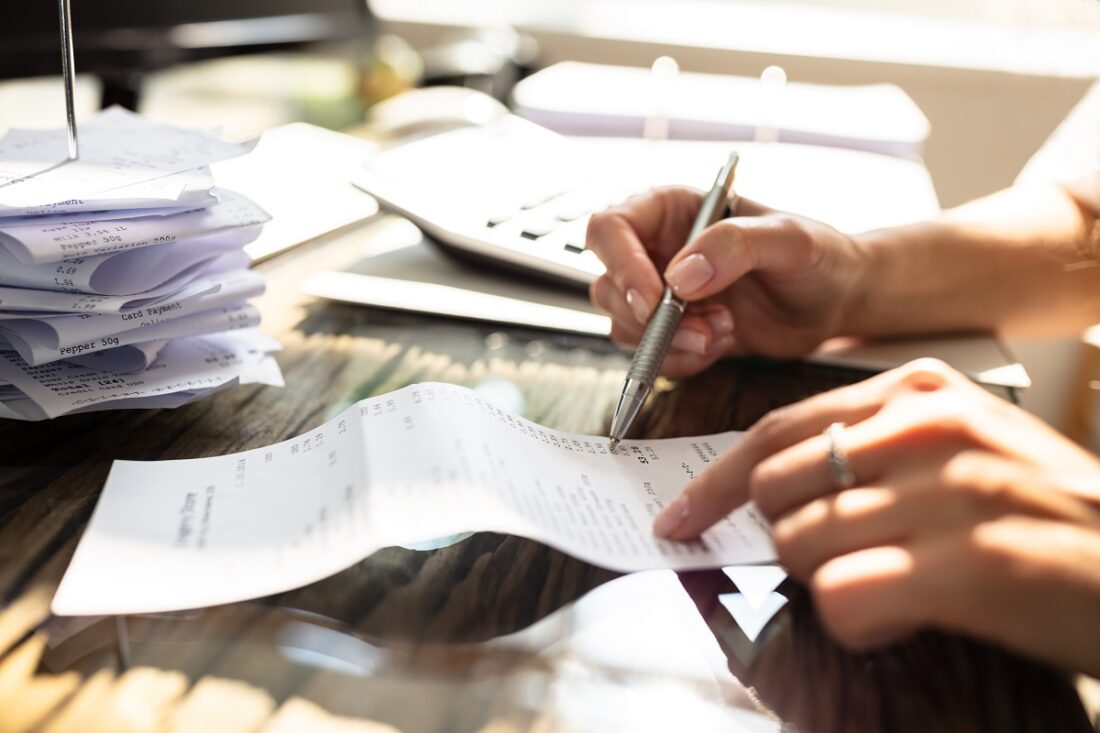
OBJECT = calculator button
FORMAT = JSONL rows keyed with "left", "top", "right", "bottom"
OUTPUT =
{"left": 555, "top": 217, "right": 589, "bottom": 241}
{"left": 553, "top": 199, "right": 592, "bottom": 222}
{"left": 521, "top": 189, "right": 566, "bottom": 210}
{"left": 521, "top": 215, "right": 557, "bottom": 238}
{"left": 486, "top": 206, "right": 519, "bottom": 227}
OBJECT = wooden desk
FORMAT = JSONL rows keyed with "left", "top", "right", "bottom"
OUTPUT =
{"left": 0, "top": 217, "right": 1092, "bottom": 732}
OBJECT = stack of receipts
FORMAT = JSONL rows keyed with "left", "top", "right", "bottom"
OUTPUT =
{"left": 0, "top": 107, "right": 283, "bottom": 421}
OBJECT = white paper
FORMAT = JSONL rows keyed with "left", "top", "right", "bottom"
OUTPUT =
{"left": 0, "top": 168, "right": 218, "bottom": 219}
{"left": 52, "top": 382, "right": 776, "bottom": 615}
{"left": 0, "top": 261, "right": 250, "bottom": 315}
{"left": 69, "top": 340, "right": 170, "bottom": 374}
{"left": 0, "top": 108, "right": 253, "bottom": 211}
{"left": 0, "top": 200, "right": 196, "bottom": 227}
{"left": 0, "top": 270, "right": 264, "bottom": 364}
{"left": 0, "top": 339, "right": 171, "bottom": 381}
{"left": 0, "top": 188, "right": 270, "bottom": 264}
{"left": 0, "top": 329, "right": 282, "bottom": 420}
{"left": 0, "top": 396, "right": 45, "bottom": 421}
{"left": 0, "top": 249, "right": 249, "bottom": 319}
{"left": 71, "top": 355, "right": 281, "bottom": 412}
{"left": 717, "top": 592, "right": 789, "bottom": 643}
{"left": 721, "top": 566, "right": 788, "bottom": 610}
{"left": 0, "top": 353, "right": 280, "bottom": 420}
{"left": 0, "top": 226, "right": 258, "bottom": 295}
{"left": 0, "top": 267, "right": 260, "bottom": 326}
{"left": 210, "top": 122, "right": 380, "bottom": 262}
{"left": 0, "top": 302, "right": 260, "bottom": 365}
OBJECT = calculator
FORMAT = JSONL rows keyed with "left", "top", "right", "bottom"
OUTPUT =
{"left": 349, "top": 115, "right": 649, "bottom": 289}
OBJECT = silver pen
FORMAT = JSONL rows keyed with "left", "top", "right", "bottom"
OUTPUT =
{"left": 608, "top": 151, "right": 739, "bottom": 450}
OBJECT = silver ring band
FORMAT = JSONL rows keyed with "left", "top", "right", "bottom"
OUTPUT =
{"left": 824, "top": 422, "right": 856, "bottom": 489}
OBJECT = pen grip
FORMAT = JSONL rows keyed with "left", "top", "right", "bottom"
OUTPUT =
{"left": 626, "top": 290, "right": 684, "bottom": 386}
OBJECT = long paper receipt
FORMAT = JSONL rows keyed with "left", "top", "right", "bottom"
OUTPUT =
{"left": 52, "top": 382, "right": 775, "bottom": 616}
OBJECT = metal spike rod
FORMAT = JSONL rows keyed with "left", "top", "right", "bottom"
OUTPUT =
{"left": 58, "top": 0, "right": 79, "bottom": 160}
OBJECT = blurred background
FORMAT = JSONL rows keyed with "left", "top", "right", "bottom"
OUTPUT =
{"left": 2, "top": 0, "right": 1099, "bottom": 442}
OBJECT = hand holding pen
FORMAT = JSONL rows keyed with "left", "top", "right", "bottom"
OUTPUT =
{"left": 608, "top": 152, "right": 740, "bottom": 448}
{"left": 585, "top": 157, "right": 871, "bottom": 440}
{"left": 586, "top": 146, "right": 1100, "bottom": 677}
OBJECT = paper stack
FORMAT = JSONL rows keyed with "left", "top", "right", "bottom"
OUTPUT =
{"left": 0, "top": 107, "right": 283, "bottom": 421}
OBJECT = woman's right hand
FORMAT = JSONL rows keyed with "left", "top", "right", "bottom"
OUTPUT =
{"left": 586, "top": 186, "right": 872, "bottom": 377}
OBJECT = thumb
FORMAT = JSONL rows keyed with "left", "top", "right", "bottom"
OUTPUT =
{"left": 663, "top": 199, "right": 815, "bottom": 302}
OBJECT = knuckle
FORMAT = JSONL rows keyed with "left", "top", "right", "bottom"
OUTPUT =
{"left": 585, "top": 214, "right": 657, "bottom": 292}
{"left": 704, "top": 222, "right": 753, "bottom": 272}
{"left": 939, "top": 449, "right": 986, "bottom": 487}
{"left": 928, "top": 394, "right": 980, "bottom": 440}
{"left": 653, "top": 184, "right": 695, "bottom": 210}
{"left": 651, "top": 185, "right": 681, "bottom": 209}
{"left": 584, "top": 211, "right": 619, "bottom": 252}
{"left": 771, "top": 521, "right": 796, "bottom": 555}
{"left": 590, "top": 275, "right": 625, "bottom": 316}
{"left": 750, "top": 406, "right": 793, "bottom": 448}
{"left": 940, "top": 450, "right": 1013, "bottom": 502}
{"left": 746, "top": 459, "right": 787, "bottom": 520}
{"left": 742, "top": 408, "right": 797, "bottom": 515}
{"left": 776, "top": 214, "right": 815, "bottom": 251}
{"left": 893, "top": 390, "right": 978, "bottom": 444}
{"left": 710, "top": 217, "right": 748, "bottom": 244}
{"left": 960, "top": 521, "right": 1033, "bottom": 589}
{"left": 754, "top": 213, "right": 817, "bottom": 268}
{"left": 588, "top": 276, "right": 608, "bottom": 308}
{"left": 898, "top": 357, "right": 958, "bottom": 391}
{"left": 771, "top": 521, "right": 810, "bottom": 575}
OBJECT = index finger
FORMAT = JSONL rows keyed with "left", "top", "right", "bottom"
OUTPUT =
{"left": 586, "top": 187, "right": 704, "bottom": 311}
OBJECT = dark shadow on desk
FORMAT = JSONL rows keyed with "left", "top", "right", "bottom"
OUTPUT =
{"left": 679, "top": 569, "right": 1094, "bottom": 733}
{"left": 267, "top": 533, "right": 618, "bottom": 644}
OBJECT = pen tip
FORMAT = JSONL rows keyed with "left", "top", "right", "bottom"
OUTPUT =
{"left": 609, "top": 438, "right": 619, "bottom": 452}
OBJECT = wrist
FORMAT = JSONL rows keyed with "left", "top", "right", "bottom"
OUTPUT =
{"left": 839, "top": 229, "right": 893, "bottom": 337}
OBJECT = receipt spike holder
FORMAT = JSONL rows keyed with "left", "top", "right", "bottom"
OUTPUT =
{"left": 58, "top": 0, "right": 79, "bottom": 160}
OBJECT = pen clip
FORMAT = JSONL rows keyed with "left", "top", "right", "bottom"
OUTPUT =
{"left": 686, "top": 151, "right": 739, "bottom": 244}
{"left": 715, "top": 151, "right": 739, "bottom": 219}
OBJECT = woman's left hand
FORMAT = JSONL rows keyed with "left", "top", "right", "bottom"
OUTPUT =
{"left": 653, "top": 358, "right": 1100, "bottom": 674}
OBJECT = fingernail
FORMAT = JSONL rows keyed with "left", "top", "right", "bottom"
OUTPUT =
{"left": 653, "top": 494, "right": 691, "bottom": 538}
{"left": 626, "top": 288, "right": 651, "bottom": 324}
{"left": 705, "top": 308, "right": 733, "bottom": 338}
{"left": 665, "top": 254, "right": 714, "bottom": 296}
{"left": 671, "top": 328, "right": 708, "bottom": 355}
